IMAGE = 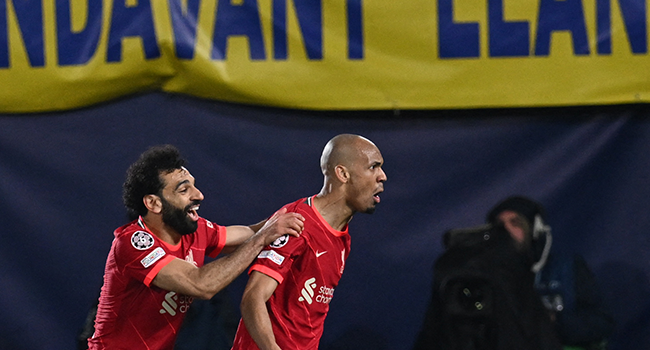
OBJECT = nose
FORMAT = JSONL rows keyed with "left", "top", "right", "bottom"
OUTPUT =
{"left": 193, "top": 187, "right": 205, "bottom": 201}
{"left": 378, "top": 168, "right": 387, "bottom": 182}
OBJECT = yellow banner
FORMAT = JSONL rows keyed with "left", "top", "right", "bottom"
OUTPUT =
{"left": 0, "top": 0, "right": 648, "bottom": 113}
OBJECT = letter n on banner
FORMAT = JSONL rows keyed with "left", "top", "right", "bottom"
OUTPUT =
{"left": 272, "top": 0, "right": 323, "bottom": 60}
{"left": 56, "top": 0, "right": 103, "bottom": 66}
{"left": 212, "top": 0, "right": 265, "bottom": 60}
{"left": 107, "top": 0, "right": 161, "bottom": 62}
{"left": 596, "top": 0, "right": 647, "bottom": 54}
{"left": 1, "top": 0, "right": 45, "bottom": 68}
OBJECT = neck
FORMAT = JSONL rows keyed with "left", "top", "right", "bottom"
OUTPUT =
{"left": 312, "top": 193, "right": 354, "bottom": 231}
{"left": 141, "top": 214, "right": 182, "bottom": 245}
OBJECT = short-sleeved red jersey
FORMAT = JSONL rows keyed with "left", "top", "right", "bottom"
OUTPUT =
{"left": 88, "top": 216, "right": 226, "bottom": 350}
{"left": 232, "top": 196, "right": 351, "bottom": 350}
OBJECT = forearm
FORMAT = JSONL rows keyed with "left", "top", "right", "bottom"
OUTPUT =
{"left": 191, "top": 233, "right": 267, "bottom": 298}
{"left": 221, "top": 225, "right": 256, "bottom": 254}
{"left": 242, "top": 295, "right": 281, "bottom": 350}
{"left": 248, "top": 219, "right": 267, "bottom": 234}
{"left": 154, "top": 233, "right": 268, "bottom": 299}
{"left": 154, "top": 208, "right": 303, "bottom": 299}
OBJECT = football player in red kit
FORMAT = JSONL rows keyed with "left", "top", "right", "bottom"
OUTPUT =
{"left": 232, "top": 134, "right": 387, "bottom": 350}
{"left": 88, "top": 145, "right": 304, "bottom": 350}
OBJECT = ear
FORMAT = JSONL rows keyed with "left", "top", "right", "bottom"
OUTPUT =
{"left": 335, "top": 165, "right": 350, "bottom": 183}
{"left": 143, "top": 194, "right": 162, "bottom": 214}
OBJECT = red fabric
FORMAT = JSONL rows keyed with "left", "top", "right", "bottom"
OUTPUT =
{"left": 88, "top": 217, "right": 225, "bottom": 350}
{"left": 233, "top": 196, "right": 351, "bottom": 350}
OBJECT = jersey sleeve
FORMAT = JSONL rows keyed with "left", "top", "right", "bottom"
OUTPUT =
{"left": 113, "top": 230, "right": 174, "bottom": 287}
{"left": 203, "top": 220, "right": 227, "bottom": 258}
{"left": 249, "top": 233, "right": 306, "bottom": 284}
{"left": 249, "top": 200, "right": 308, "bottom": 283}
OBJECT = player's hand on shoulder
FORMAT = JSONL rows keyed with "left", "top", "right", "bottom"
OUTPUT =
{"left": 258, "top": 208, "right": 304, "bottom": 245}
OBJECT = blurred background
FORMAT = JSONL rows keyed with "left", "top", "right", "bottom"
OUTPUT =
{"left": 1, "top": 1, "right": 649, "bottom": 349}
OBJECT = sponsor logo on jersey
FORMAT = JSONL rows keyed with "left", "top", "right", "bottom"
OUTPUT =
{"left": 206, "top": 220, "right": 214, "bottom": 229}
{"left": 141, "top": 247, "right": 166, "bottom": 268}
{"left": 258, "top": 250, "right": 285, "bottom": 265}
{"left": 298, "top": 277, "right": 335, "bottom": 305}
{"left": 159, "top": 291, "right": 193, "bottom": 316}
{"left": 298, "top": 277, "right": 317, "bottom": 304}
{"left": 315, "top": 251, "right": 327, "bottom": 257}
{"left": 131, "top": 231, "right": 154, "bottom": 250}
{"left": 269, "top": 234, "right": 289, "bottom": 248}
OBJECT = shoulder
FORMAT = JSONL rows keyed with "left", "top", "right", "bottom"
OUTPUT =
{"left": 115, "top": 233, "right": 156, "bottom": 253}
{"left": 113, "top": 220, "right": 140, "bottom": 239}
{"left": 288, "top": 197, "right": 324, "bottom": 228}
{"left": 113, "top": 221, "right": 156, "bottom": 250}
{"left": 196, "top": 217, "right": 224, "bottom": 234}
{"left": 282, "top": 197, "right": 311, "bottom": 213}
{"left": 111, "top": 228, "right": 164, "bottom": 270}
{"left": 111, "top": 220, "right": 169, "bottom": 259}
{"left": 269, "top": 230, "right": 307, "bottom": 250}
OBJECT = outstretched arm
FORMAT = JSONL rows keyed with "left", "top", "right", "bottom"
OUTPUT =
{"left": 152, "top": 208, "right": 303, "bottom": 299}
{"left": 220, "top": 219, "right": 267, "bottom": 255}
{"left": 241, "top": 271, "right": 282, "bottom": 350}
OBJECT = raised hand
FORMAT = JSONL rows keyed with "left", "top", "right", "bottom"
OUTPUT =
{"left": 257, "top": 208, "right": 304, "bottom": 246}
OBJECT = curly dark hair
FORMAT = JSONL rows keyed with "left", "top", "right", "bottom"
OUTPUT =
{"left": 122, "top": 145, "right": 187, "bottom": 220}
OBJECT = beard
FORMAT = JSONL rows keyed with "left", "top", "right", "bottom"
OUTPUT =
{"left": 363, "top": 206, "right": 376, "bottom": 214}
{"left": 160, "top": 196, "right": 200, "bottom": 236}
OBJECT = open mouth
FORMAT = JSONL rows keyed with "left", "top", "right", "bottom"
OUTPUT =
{"left": 373, "top": 189, "right": 383, "bottom": 204}
{"left": 187, "top": 204, "right": 200, "bottom": 221}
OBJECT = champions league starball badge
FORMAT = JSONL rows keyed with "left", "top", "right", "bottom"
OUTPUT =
{"left": 270, "top": 234, "right": 289, "bottom": 248}
{"left": 131, "top": 231, "right": 155, "bottom": 250}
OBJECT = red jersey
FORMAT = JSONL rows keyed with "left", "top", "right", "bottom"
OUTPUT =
{"left": 232, "top": 196, "right": 351, "bottom": 350}
{"left": 88, "top": 216, "right": 226, "bottom": 350}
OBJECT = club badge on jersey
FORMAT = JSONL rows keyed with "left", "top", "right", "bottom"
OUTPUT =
{"left": 270, "top": 234, "right": 289, "bottom": 248}
{"left": 131, "top": 231, "right": 154, "bottom": 250}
